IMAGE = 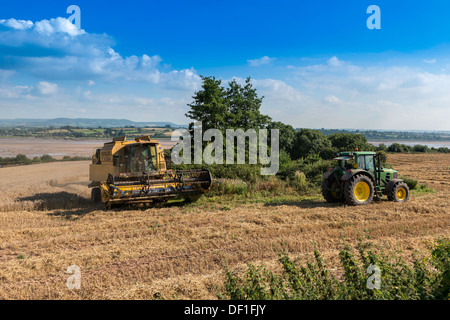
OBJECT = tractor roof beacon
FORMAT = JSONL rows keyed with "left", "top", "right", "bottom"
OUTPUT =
{"left": 322, "top": 150, "right": 410, "bottom": 206}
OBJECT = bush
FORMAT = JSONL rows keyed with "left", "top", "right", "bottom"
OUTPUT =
{"left": 40, "top": 154, "right": 55, "bottom": 162}
{"left": 416, "top": 184, "right": 434, "bottom": 193}
{"left": 375, "top": 143, "right": 388, "bottom": 152}
{"left": 0, "top": 154, "right": 32, "bottom": 166}
{"left": 401, "top": 176, "right": 419, "bottom": 190}
{"left": 319, "top": 147, "right": 338, "bottom": 160}
{"left": 172, "top": 163, "right": 262, "bottom": 185}
{"left": 210, "top": 179, "right": 248, "bottom": 195}
{"left": 290, "top": 171, "right": 309, "bottom": 193}
{"left": 376, "top": 150, "right": 388, "bottom": 166}
{"left": 413, "top": 145, "right": 430, "bottom": 153}
{"left": 278, "top": 158, "right": 334, "bottom": 188}
{"left": 15, "top": 154, "right": 32, "bottom": 165}
{"left": 220, "top": 238, "right": 450, "bottom": 300}
{"left": 388, "top": 143, "right": 405, "bottom": 153}
{"left": 254, "top": 176, "right": 287, "bottom": 194}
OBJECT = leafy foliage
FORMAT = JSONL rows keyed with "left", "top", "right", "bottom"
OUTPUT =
{"left": 290, "top": 129, "right": 332, "bottom": 160}
{"left": 221, "top": 239, "right": 450, "bottom": 300}
{"left": 186, "top": 76, "right": 271, "bottom": 135}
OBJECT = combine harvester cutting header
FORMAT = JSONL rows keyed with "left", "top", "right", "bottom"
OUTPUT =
{"left": 88, "top": 136, "right": 212, "bottom": 208}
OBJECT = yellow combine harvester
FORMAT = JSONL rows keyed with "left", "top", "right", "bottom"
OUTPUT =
{"left": 88, "top": 136, "right": 212, "bottom": 207}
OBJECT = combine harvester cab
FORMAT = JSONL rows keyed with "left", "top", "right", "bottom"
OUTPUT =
{"left": 88, "top": 136, "right": 212, "bottom": 208}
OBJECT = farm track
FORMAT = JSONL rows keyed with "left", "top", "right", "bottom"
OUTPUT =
{"left": 0, "top": 154, "right": 449, "bottom": 299}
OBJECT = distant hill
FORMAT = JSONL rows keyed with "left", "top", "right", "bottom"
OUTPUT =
{"left": 0, "top": 118, "right": 187, "bottom": 128}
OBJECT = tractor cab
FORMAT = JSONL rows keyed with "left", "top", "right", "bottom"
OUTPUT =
{"left": 335, "top": 151, "right": 376, "bottom": 170}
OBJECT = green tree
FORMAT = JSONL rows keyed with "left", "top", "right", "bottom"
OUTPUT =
{"left": 413, "top": 144, "right": 429, "bottom": 153}
{"left": 226, "top": 77, "right": 271, "bottom": 130}
{"left": 387, "top": 143, "right": 404, "bottom": 153}
{"left": 15, "top": 154, "right": 32, "bottom": 165}
{"left": 375, "top": 143, "right": 388, "bottom": 152}
{"left": 186, "top": 76, "right": 271, "bottom": 134}
{"left": 291, "top": 129, "right": 332, "bottom": 160}
{"left": 328, "top": 133, "right": 374, "bottom": 152}
{"left": 267, "top": 121, "right": 297, "bottom": 156}
{"left": 41, "top": 154, "right": 55, "bottom": 162}
{"left": 186, "top": 76, "right": 228, "bottom": 133}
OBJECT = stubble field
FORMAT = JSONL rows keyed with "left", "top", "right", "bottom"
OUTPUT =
{"left": 0, "top": 153, "right": 449, "bottom": 299}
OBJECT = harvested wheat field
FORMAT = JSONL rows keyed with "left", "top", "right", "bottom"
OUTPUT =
{"left": 0, "top": 154, "right": 449, "bottom": 299}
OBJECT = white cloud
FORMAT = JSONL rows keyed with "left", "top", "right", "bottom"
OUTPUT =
{"left": 247, "top": 56, "right": 276, "bottom": 66}
{"left": 0, "top": 85, "right": 31, "bottom": 98}
{"left": 0, "top": 17, "right": 201, "bottom": 90}
{"left": 37, "top": 81, "right": 58, "bottom": 95}
{"left": 324, "top": 95, "right": 340, "bottom": 103}
{"left": 327, "top": 56, "right": 344, "bottom": 67}
{"left": 275, "top": 56, "right": 450, "bottom": 130}
{"left": 0, "top": 18, "right": 33, "bottom": 30}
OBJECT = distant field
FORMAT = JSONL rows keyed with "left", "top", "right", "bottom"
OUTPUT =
{"left": 0, "top": 138, "right": 177, "bottom": 159}
{"left": 0, "top": 153, "right": 448, "bottom": 299}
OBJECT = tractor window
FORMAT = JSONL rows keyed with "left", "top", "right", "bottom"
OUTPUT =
{"left": 357, "top": 156, "right": 366, "bottom": 169}
{"left": 357, "top": 155, "right": 375, "bottom": 171}
{"left": 365, "top": 156, "right": 375, "bottom": 171}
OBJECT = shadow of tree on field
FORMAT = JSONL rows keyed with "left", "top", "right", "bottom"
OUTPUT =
{"left": 17, "top": 192, "right": 93, "bottom": 211}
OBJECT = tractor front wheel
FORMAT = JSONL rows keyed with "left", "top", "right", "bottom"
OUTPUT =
{"left": 388, "top": 181, "right": 410, "bottom": 202}
{"left": 344, "top": 175, "right": 374, "bottom": 206}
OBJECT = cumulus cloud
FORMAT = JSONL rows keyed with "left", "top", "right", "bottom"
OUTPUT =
{"left": 0, "top": 19, "right": 33, "bottom": 30}
{"left": 37, "top": 81, "right": 58, "bottom": 95}
{"left": 279, "top": 56, "right": 450, "bottom": 130}
{"left": 247, "top": 56, "right": 276, "bottom": 66}
{"left": 0, "top": 17, "right": 201, "bottom": 89}
{"left": 222, "top": 56, "right": 450, "bottom": 130}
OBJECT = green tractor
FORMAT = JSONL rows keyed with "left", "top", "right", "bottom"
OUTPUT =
{"left": 322, "top": 150, "right": 410, "bottom": 206}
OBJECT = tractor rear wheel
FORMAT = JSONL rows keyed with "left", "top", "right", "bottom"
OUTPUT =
{"left": 344, "top": 175, "right": 374, "bottom": 206}
{"left": 388, "top": 181, "right": 410, "bottom": 202}
{"left": 322, "top": 176, "right": 340, "bottom": 203}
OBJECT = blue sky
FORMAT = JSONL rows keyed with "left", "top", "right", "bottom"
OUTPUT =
{"left": 1, "top": 1, "right": 450, "bottom": 130}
